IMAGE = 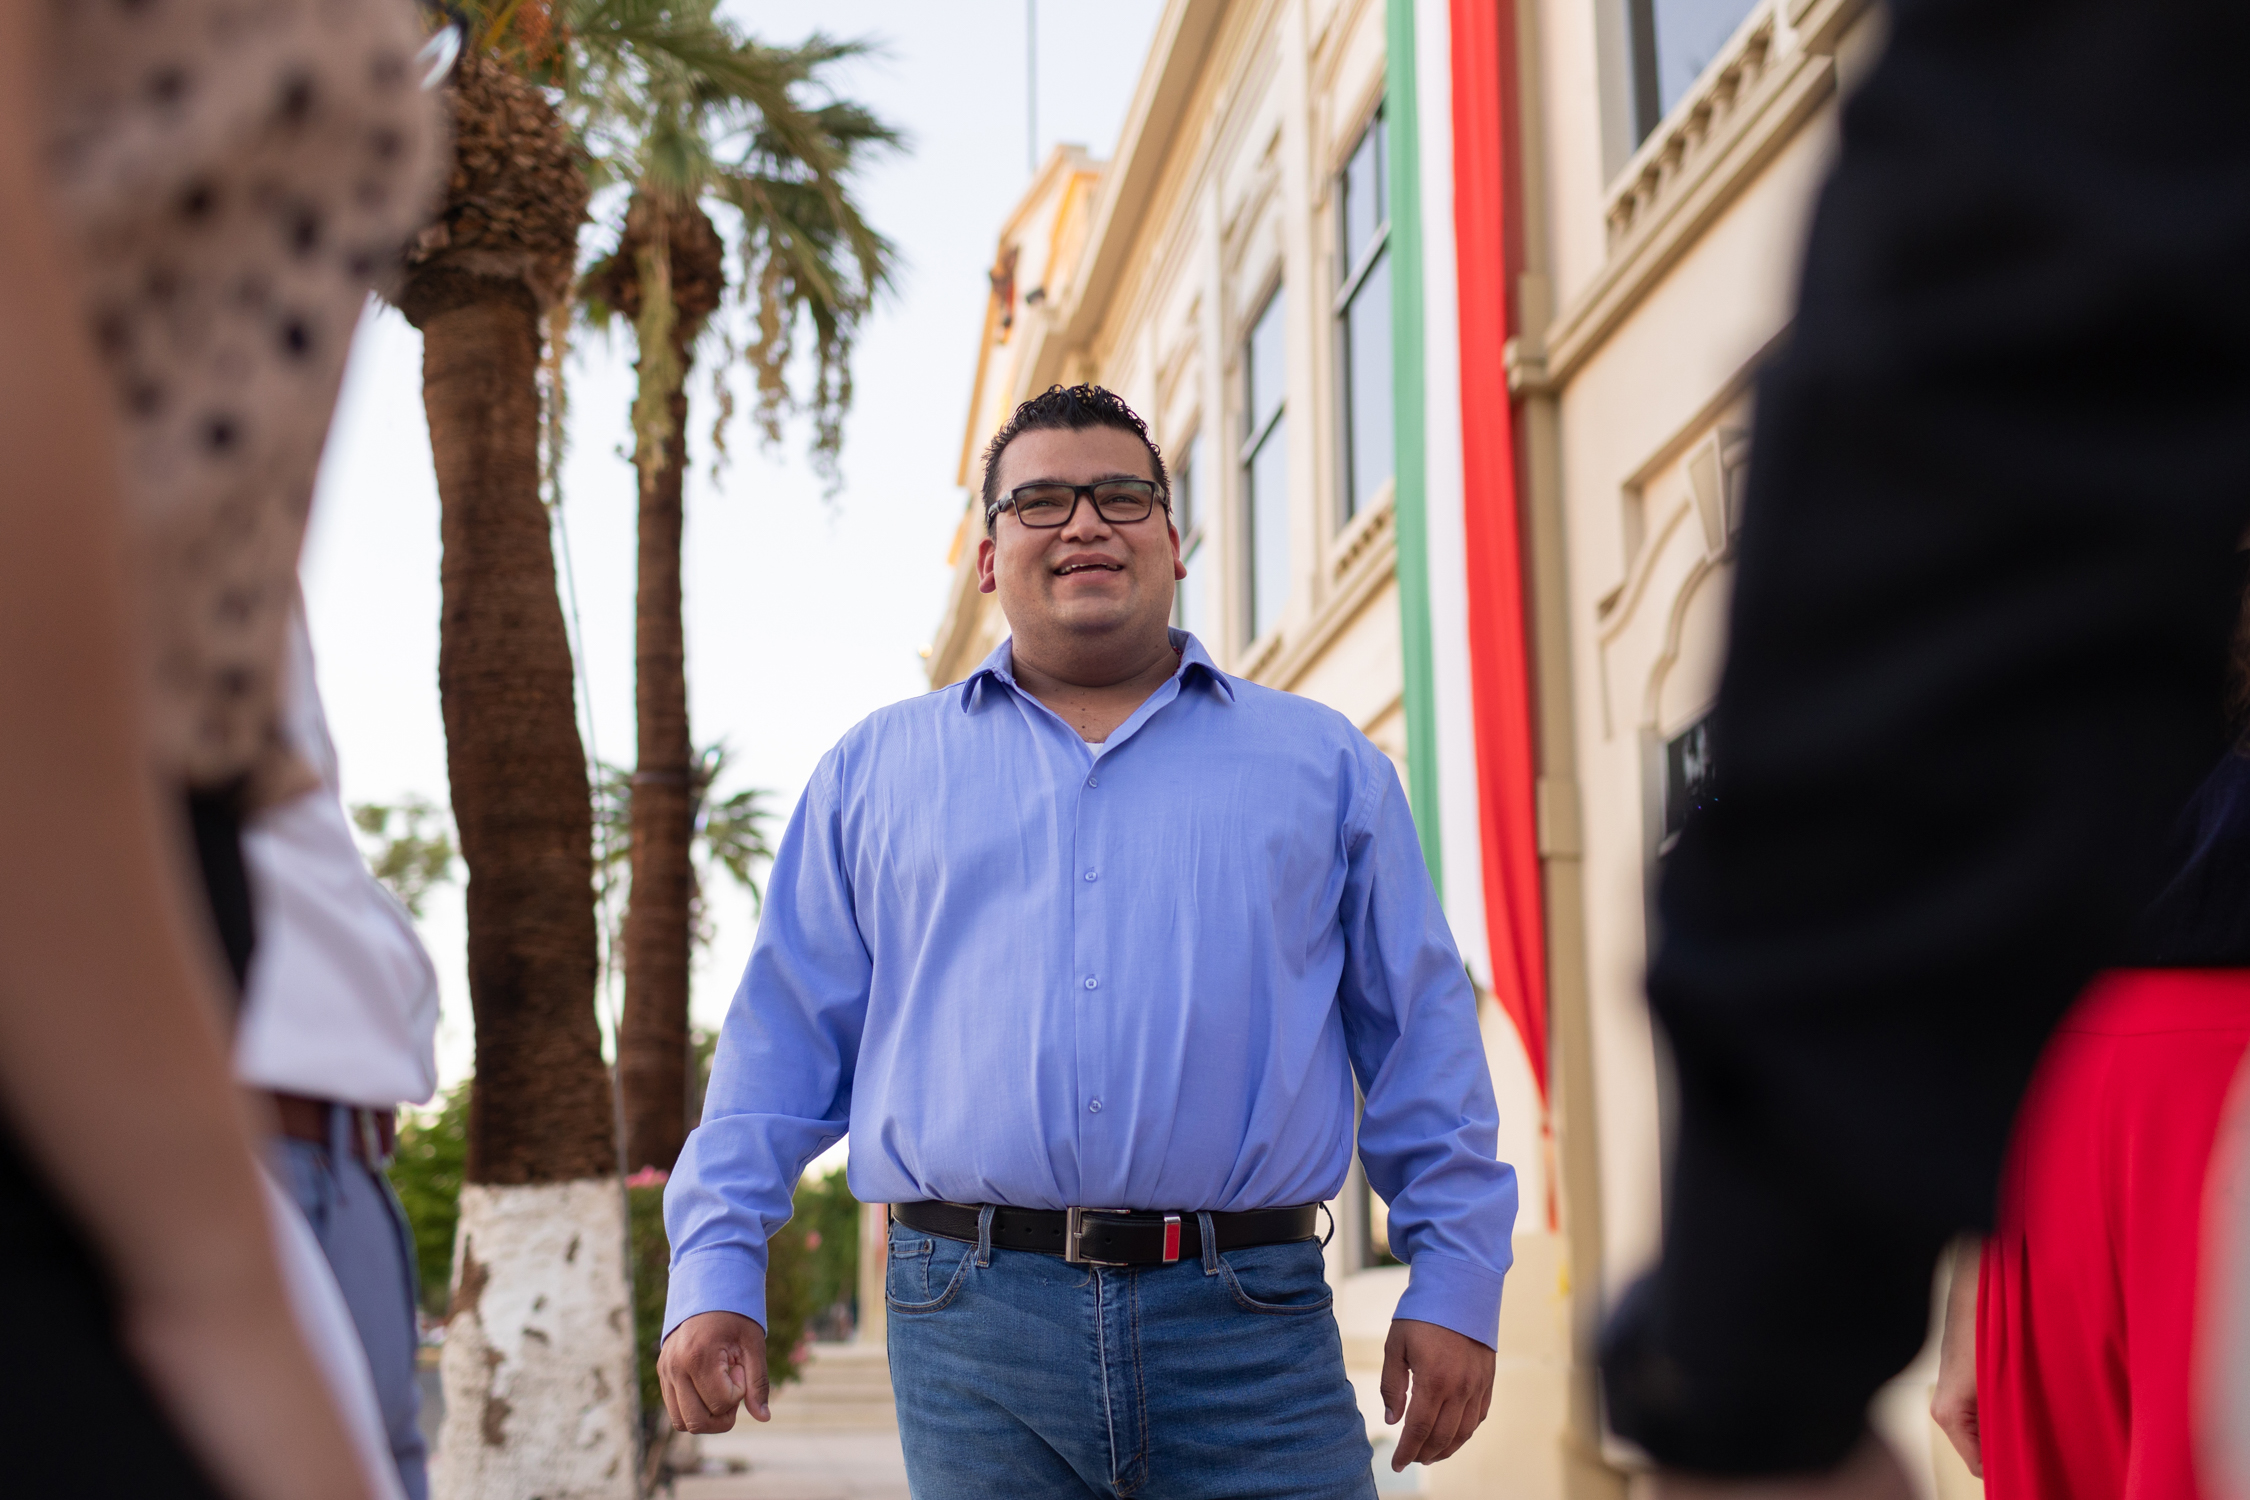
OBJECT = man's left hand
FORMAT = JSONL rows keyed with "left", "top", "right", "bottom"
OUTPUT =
{"left": 1380, "top": 1318, "right": 1496, "bottom": 1469}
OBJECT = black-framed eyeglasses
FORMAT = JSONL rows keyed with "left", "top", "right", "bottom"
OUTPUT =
{"left": 989, "top": 479, "right": 1166, "bottom": 529}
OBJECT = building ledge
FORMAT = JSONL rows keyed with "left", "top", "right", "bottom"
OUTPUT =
{"left": 1519, "top": 0, "right": 1870, "bottom": 396}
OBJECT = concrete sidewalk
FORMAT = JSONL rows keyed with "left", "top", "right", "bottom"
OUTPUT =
{"left": 666, "top": 1341, "right": 907, "bottom": 1500}
{"left": 670, "top": 1428, "right": 909, "bottom": 1500}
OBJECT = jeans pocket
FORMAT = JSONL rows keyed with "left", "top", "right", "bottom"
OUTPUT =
{"left": 885, "top": 1228, "right": 972, "bottom": 1314}
{"left": 1217, "top": 1239, "right": 1335, "bottom": 1316}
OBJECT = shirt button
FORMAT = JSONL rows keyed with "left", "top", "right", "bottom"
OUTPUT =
{"left": 1084, "top": 976, "right": 1098, "bottom": 990}
{"left": 1087, "top": 775, "right": 1099, "bottom": 788}
{"left": 1084, "top": 869, "right": 1098, "bottom": 881}
{"left": 1088, "top": 1099, "right": 1102, "bottom": 1113}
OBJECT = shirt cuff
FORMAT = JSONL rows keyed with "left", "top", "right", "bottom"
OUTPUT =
{"left": 662, "top": 1245, "right": 768, "bottom": 1343}
{"left": 1395, "top": 1249, "right": 1508, "bottom": 1351}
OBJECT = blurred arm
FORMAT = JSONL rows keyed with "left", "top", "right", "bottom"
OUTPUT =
{"left": 0, "top": 7, "right": 367, "bottom": 1497}
{"left": 1931, "top": 1240, "right": 1983, "bottom": 1478}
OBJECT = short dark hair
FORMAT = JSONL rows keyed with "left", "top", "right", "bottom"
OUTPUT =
{"left": 980, "top": 384, "right": 1170, "bottom": 535}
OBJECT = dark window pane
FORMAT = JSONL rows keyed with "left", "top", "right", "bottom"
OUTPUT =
{"left": 1173, "top": 433, "right": 1206, "bottom": 637}
{"left": 1176, "top": 432, "right": 1200, "bottom": 535}
{"left": 1639, "top": 0, "right": 1759, "bottom": 128}
{"left": 1343, "top": 121, "right": 1382, "bottom": 271}
{"left": 1179, "top": 536, "right": 1210, "bottom": 642}
{"left": 1662, "top": 714, "right": 1717, "bottom": 850}
{"left": 1342, "top": 248, "right": 1393, "bottom": 521}
{"left": 1247, "top": 292, "right": 1286, "bottom": 441}
{"left": 1248, "top": 413, "right": 1290, "bottom": 641}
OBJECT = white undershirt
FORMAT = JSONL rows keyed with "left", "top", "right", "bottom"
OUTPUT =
{"left": 233, "top": 609, "right": 441, "bottom": 1108}
{"left": 1087, "top": 738, "right": 1108, "bottom": 756}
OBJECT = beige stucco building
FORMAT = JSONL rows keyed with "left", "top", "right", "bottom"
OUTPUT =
{"left": 917, "top": 1, "right": 1978, "bottom": 1496}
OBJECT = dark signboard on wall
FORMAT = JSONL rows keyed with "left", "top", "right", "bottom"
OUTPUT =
{"left": 1660, "top": 714, "right": 1716, "bottom": 855}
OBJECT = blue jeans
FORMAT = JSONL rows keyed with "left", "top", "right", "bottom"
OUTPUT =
{"left": 885, "top": 1213, "right": 1377, "bottom": 1499}
{"left": 273, "top": 1112, "right": 428, "bottom": 1500}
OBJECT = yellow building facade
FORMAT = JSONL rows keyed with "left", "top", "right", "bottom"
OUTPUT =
{"left": 924, "top": 1, "right": 1976, "bottom": 1495}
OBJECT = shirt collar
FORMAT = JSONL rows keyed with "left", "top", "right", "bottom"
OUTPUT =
{"left": 958, "top": 629, "right": 1236, "bottom": 712}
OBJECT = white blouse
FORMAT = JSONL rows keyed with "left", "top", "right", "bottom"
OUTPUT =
{"left": 234, "top": 609, "right": 439, "bottom": 1108}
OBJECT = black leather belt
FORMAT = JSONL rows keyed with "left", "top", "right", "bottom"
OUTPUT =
{"left": 891, "top": 1201, "right": 1320, "bottom": 1267}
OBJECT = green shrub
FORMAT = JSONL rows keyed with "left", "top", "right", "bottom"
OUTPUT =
{"left": 628, "top": 1171, "right": 832, "bottom": 1410}
{"left": 388, "top": 1070, "right": 859, "bottom": 1416}
{"left": 387, "top": 1081, "right": 471, "bottom": 1320}
{"left": 793, "top": 1169, "right": 861, "bottom": 1338}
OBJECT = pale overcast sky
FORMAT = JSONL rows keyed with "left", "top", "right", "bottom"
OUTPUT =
{"left": 304, "top": 1, "right": 1166, "bottom": 1091}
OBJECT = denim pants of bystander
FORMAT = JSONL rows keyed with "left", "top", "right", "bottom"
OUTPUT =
{"left": 272, "top": 1110, "right": 429, "bottom": 1500}
{"left": 885, "top": 1213, "right": 1378, "bottom": 1499}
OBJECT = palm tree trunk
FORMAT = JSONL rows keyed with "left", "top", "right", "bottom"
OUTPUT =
{"left": 415, "top": 272, "right": 615, "bottom": 1188}
{"left": 619, "top": 341, "right": 696, "bottom": 1173}
{"left": 603, "top": 196, "right": 724, "bottom": 1176}
{"left": 398, "top": 50, "right": 632, "bottom": 1498}
{"left": 404, "top": 267, "right": 637, "bottom": 1500}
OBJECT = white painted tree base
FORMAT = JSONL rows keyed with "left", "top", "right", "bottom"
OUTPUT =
{"left": 433, "top": 1178, "right": 639, "bottom": 1500}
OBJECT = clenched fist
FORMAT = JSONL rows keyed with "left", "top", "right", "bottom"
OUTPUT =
{"left": 658, "top": 1311, "right": 770, "bottom": 1433}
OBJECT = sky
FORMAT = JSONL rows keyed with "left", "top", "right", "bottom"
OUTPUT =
{"left": 303, "top": 0, "right": 1167, "bottom": 1094}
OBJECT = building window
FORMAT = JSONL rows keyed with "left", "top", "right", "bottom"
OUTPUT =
{"left": 1659, "top": 712, "right": 1716, "bottom": 857}
{"left": 1335, "top": 108, "right": 1392, "bottom": 525}
{"left": 1243, "top": 288, "right": 1290, "bottom": 644}
{"left": 1172, "top": 430, "right": 1213, "bottom": 644}
{"left": 1626, "top": 0, "right": 1759, "bottom": 141}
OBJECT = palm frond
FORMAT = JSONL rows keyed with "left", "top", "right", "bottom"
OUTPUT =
{"left": 529, "top": 0, "right": 900, "bottom": 492}
{"left": 595, "top": 746, "right": 776, "bottom": 938}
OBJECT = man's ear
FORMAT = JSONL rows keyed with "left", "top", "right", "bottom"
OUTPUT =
{"left": 976, "top": 533, "right": 998, "bottom": 595}
{"left": 1170, "top": 519, "right": 1187, "bottom": 582}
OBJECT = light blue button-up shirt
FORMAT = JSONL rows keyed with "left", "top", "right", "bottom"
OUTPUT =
{"left": 664, "top": 632, "right": 1518, "bottom": 1348}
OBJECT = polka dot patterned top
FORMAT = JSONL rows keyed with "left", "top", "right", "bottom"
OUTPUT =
{"left": 43, "top": 0, "right": 444, "bottom": 804}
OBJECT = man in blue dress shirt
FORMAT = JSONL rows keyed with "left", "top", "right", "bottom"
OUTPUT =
{"left": 657, "top": 385, "right": 1518, "bottom": 1497}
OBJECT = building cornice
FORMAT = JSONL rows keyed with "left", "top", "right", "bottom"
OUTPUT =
{"left": 1030, "top": 0, "right": 1230, "bottom": 393}
{"left": 1509, "top": 0, "right": 1868, "bottom": 397}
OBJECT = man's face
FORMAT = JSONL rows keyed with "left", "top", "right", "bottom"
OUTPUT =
{"left": 976, "top": 424, "right": 1185, "bottom": 648}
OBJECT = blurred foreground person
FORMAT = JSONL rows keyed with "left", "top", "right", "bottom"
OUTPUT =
{"left": 1929, "top": 749, "right": 2250, "bottom": 1495}
{"left": 660, "top": 386, "right": 1518, "bottom": 1498}
{"left": 237, "top": 610, "right": 442, "bottom": 1500}
{"left": 0, "top": 2, "right": 438, "bottom": 1496}
{"left": 1597, "top": 0, "right": 2250, "bottom": 1493}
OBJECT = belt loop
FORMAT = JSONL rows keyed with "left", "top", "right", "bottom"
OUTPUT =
{"left": 975, "top": 1204, "right": 996, "bottom": 1268}
{"left": 1197, "top": 1210, "right": 1220, "bottom": 1276}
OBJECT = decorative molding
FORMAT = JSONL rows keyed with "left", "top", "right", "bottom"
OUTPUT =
{"left": 1640, "top": 552, "right": 1725, "bottom": 734}
{"left": 1260, "top": 501, "right": 1400, "bottom": 694}
{"left": 1597, "top": 496, "right": 1693, "bottom": 639}
{"left": 1521, "top": 0, "right": 1872, "bottom": 395}
{"left": 1330, "top": 487, "right": 1397, "bottom": 586}
{"left": 1604, "top": 9, "right": 1780, "bottom": 253}
{"left": 1237, "top": 625, "right": 1286, "bottom": 683}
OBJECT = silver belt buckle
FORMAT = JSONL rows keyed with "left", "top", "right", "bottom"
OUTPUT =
{"left": 1065, "top": 1207, "right": 1185, "bottom": 1265}
{"left": 1065, "top": 1206, "right": 1129, "bottom": 1266}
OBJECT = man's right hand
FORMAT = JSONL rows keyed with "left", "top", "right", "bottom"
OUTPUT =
{"left": 658, "top": 1311, "right": 770, "bottom": 1433}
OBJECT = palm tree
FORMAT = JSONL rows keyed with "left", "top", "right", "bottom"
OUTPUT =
{"left": 592, "top": 743, "right": 778, "bottom": 958}
{"left": 564, "top": 5, "right": 899, "bottom": 1174}
{"left": 393, "top": 14, "right": 637, "bottom": 1497}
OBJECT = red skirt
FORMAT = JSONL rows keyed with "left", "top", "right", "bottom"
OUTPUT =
{"left": 1978, "top": 969, "right": 2250, "bottom": 1499}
